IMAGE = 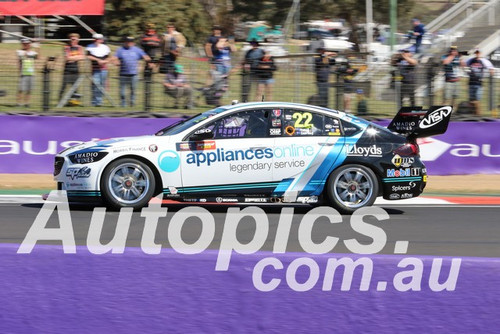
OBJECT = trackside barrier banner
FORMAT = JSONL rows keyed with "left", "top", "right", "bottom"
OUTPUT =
{"left": 0, "top": 115, "right": 181, "bottom": 174}
{"left": 0, "top": 115, "right": 499, "bottom": 174}
{"left": 0, "top": 0, "right": 104, "bottom": 16}
{"left": 0, "top": 244, "right": 499, "bottom": 332}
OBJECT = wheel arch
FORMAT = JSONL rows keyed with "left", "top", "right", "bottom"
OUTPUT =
{"left": 100, "top": 154, "right": 164, "bottom": 196}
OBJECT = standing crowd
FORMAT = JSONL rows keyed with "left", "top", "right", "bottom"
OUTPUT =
{"left": 14, "top": 19, "right": 497, "bottom": 115}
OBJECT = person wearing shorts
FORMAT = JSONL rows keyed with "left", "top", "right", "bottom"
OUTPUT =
{"left": 17, "top": 38, "right": 38, "bottom": 107}
{"left": 255, "top": 50, "right": 277, "bottom": 101}
{"left": 441, "top": 46, "right": 464, "bottom": 107}
{"left": 466, "top": 49, "right": 494, "bottom": 115}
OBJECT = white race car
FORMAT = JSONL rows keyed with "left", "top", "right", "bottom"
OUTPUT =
{"left": 53, "top": 102, "right": 451, "bottom": 212}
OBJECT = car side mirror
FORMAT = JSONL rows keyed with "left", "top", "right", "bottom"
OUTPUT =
{"left": 190, "top": 128, "right": 214, "bottom": 141}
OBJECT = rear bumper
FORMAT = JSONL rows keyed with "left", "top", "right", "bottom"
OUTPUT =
{"left": 381, "top": 162, "right": 427, "bottom": 200}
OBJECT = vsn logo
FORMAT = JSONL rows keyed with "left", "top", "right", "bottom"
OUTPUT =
{"left": 419, "top": 106, "right": 452, "bottom": 129}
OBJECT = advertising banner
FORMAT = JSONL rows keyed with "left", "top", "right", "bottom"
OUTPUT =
{"left": 0, "top": 115, "right": 499, "bottom": 175}
{"left": 1, "top": 244, "right": 499, "bottom": 332}
{"left": 0, "top": 0, "right": 104, "bottom": 16}
{"left": 0, "top": 115, "right": 181, "bottom": 174}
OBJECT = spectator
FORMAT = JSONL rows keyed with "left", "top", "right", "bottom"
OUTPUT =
{"left": 466, "top": 49, "right": 495, "bottom": 115}
{"left": 204, "top": 62, "right": 229, "bottom": 107}
{"left": 314, "top": 43, "right": 336, "bottom": 108}
{"left": 356, "top": 88, "right": 368, "bottom": 115}
{"left": 59, "top": 33, "right": 85, "bottom": 103}
{"left": 441, "top": 46, "right": 465, "bottom": 107}
{"left": 114, "top": 36, "right": 150, "bottom": 107}
{"left": 341, "top": 58, "right": 358, "bottom": 113}
{"left": 242, "top": 39, "right": 265, "bottom": 102}
{"left": 205, "top": 25, "right": 223, "bottom": 61}
{"left": 140, "top": 23, "right": 162, "bottom": 59}
{"left": 16, "top": 38, "right": 39, "bottom": 107}
{"left": 214, "top": 37, "right": 236, "bottom": 75}
{"left": 255, "top": 50, "right": 277, "bottom": 101}
{"left": 393, "top": 49, "right": 418, "bottom": 106}
{"left": 411, "top": 18, "right": 425, "bottom": 54}
{"left": 86, "top": 33, "right": 111, "bottom": 107}
{"left": 163, "top": 64, "right": 193, "bottom": 109}
{"left": 160, "top": 23, "right": 186, "bottom": 74}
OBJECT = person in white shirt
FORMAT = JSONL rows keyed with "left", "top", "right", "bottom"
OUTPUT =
{"left": 86, "top": 33, "right": 111, "bottom": 107}
{"left": 16, "top": 38, "right": 39, "bottom": 107}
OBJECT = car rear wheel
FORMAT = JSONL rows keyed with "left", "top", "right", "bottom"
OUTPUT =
{"left": 101, "top": 158, "right": 156, "bottom": 210}
{"left": 326, "top": 164, "right": 378, "bottom": 214}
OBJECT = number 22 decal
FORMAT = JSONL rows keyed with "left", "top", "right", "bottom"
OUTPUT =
{"left": 292, "top": 112, "right": 312, "bottom": 128}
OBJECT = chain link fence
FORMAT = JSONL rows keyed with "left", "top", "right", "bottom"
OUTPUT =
{"left": 0, "top": 45, "right": 498, "bottom": 118}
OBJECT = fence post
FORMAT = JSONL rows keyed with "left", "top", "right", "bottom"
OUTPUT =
{"left": 395, "top": 69, "right": 402, "bottom": 109}
{"left": 241, "top": 68, "right": 250, "bottom": 103}
{"left": 42, "top": 57, "right": 55, "bottom": 112}
{"left": 144, "top": 63, "right": 153, "bottom": 112}
{"left": 335, "top": 72, "right": 341, "bottom": 110}
{"left": 489, "top": 72, "right": 496, "bottom": 117}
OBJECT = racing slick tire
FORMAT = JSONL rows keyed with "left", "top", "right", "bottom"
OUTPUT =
{"left": 326, "top": 164, "right": 379, "bottom": 214}
{"left": 101, "top": 158, "right": 156, "bottom": 210}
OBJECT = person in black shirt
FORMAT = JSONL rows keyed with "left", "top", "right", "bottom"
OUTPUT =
{"left": 255, "top": 50, "right": 277, "bottom": 101}
{"left": 241, "top": 39, "right": 265, "bottom": 102}
{"left": 204, "top": 25, "right": 223, "bottom": 61}
{"left": 314, "top": 44, "right": 336, "bottom": 108}
{"left": 59, "top": 33, "right": 85, "bottom": 101}
{"left": 466, "top": 49, "right": 495, "bottom": 115}
{"left": 393, "top": 49, "right": 418, "bottom": 106}
{"left": 140, "top": 23, "right": 162, "bottom": 59}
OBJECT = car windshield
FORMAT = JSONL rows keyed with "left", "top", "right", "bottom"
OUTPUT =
{"left": 155, "top": 107, "right": 227, "bottom": 136}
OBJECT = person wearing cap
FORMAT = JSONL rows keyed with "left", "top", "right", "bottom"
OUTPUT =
{"left": 392, "top": 49, "right": 418, "bottom": 106}
{"left": 114, "top": 36, "right": 151, "bottom": 107}
{"left": 205, "top": 25, "right": 223, "bottom": 61}
{"left": 16, "top": 38, "right": 39, "bottom": 107}
{"left": 140, "top": 23, "right": 162, "bottom": 58}
{"left": 86, "top": 33, "right": 111, "bottom": 107}
{"left": 163, "top": 64, "right": 193, "bottom": 109}
{"left": 411, "top": 18, "right": 425, "bottom": 54}
{"left": 466, "top": 49, "right": 495, "bottom": 115}
{"left": 314, "top": 43, "right": 336, "bottom": 108}
{"left": 242, "top": 39, "right": 265, "bottom": 102}
{"left": 441, "top": 46, "right": 465, "bottom": 107}
{"left": 59, "top": 33, "right": 85, "bottom": 103}
{"left": 159, "top": 23, "right": 186, "bottom": 74}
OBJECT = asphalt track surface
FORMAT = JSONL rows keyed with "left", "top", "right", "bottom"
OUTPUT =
{"left": 1, "top": 202, "right": 499, "bottom": 257}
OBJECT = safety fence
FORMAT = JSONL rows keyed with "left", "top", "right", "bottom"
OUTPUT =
{"left": 0, "top": 45, "right": 499, "bottom": 117}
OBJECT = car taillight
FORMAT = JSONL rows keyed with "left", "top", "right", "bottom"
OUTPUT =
{"left": 394, "top": 143, "right": 419, "bottom": 156}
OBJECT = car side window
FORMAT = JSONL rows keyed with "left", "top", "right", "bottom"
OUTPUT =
{"left": 282, "top": 109, "right": 323, "bottom": 136}
{"left": 341, "top": 120, "right": 362, "bottom": 136}
{"left": 323, "top": 116, "right": 343, "bottom": 136}
{"left": 192, "top": 109, "right": 269, "bottom": 140}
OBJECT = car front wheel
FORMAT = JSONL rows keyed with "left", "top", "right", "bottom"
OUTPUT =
{"left": 326, "top": 164, "right": 378, "bottom": 214}
{"left": 101, "top": 158, "right": 156, "bottom": 210}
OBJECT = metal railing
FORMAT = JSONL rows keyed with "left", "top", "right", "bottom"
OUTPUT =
{"left": 0, "top": 48, "right": 498, "bottom": 118}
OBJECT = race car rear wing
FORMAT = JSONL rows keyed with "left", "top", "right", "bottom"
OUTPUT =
{"left": 387, "top": 106, "right": 453, "bottom": 138}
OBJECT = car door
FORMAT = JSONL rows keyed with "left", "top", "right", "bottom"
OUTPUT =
{"left": 272, "top": 108, "right": 345, "bottom": 201}
{"left": 178, "top": 109, "right": 275, "bottom": 196}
